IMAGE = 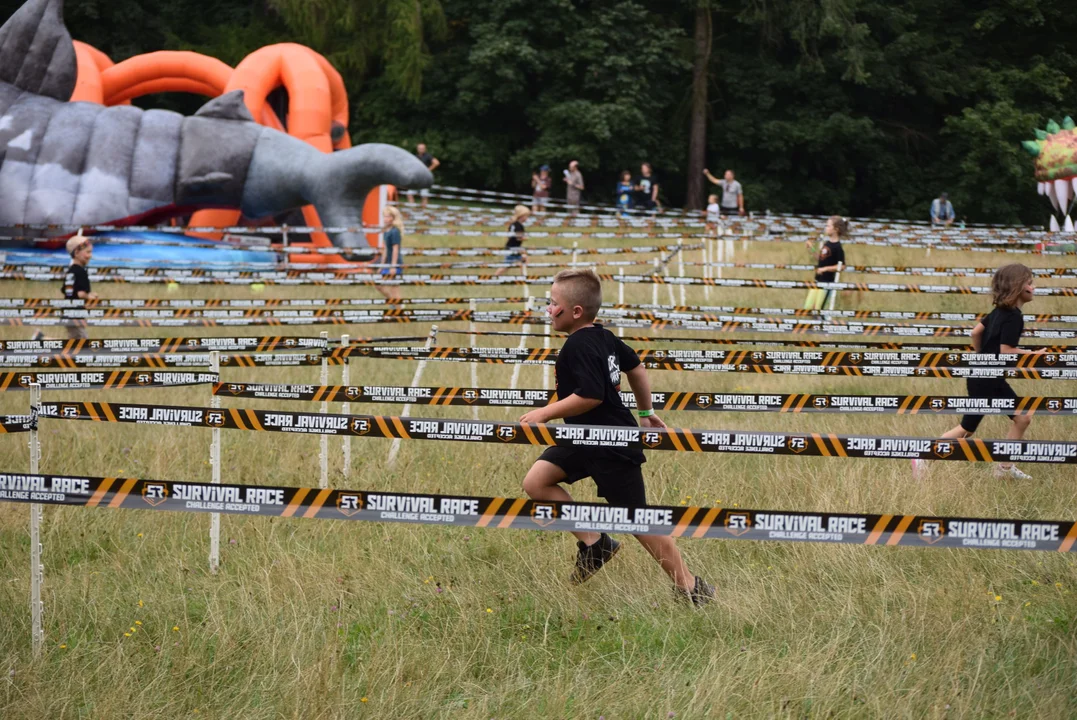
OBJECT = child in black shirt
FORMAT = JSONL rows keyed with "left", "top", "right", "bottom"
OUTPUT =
{"left": 33, "top": 233, "right": 96, "bottom": 342}
{"left": 495, "top": 205, "right": 530, "bottom": 276}
{"left": 518, "top": 268, "right": 714, "bottom": 605}
{"left": 803, "top": 216, "right": 847, "bottom": 310}
{"left": 912, "top": 263, "right": 1045, "bottom": 481}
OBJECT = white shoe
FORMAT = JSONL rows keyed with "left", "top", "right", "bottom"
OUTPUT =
{"left": 994, "top": 464, "right": 1032, "bottom": 480}
{"left": 911, "top": 458, "right": 929, "bottom": 479}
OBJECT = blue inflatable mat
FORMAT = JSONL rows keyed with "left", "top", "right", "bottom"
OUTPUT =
{"left": 3, "top": 231, "right": 277, "bottom": 268}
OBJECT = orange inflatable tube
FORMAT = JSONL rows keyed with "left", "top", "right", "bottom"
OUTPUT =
{"left": 70, "top": 40, "right": 388, "bottom": 260}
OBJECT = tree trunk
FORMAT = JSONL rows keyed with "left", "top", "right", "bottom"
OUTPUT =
{"left": 685, "top": 3, "right": 712, "bottom": 210}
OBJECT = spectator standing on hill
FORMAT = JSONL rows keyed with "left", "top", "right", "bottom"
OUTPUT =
{"left": 615, "top": 171, "right": 634, "bottom": 218}
{"left": 931, "top": 192, "right": 955, "bottom": 227}
{"left": 634, "top": 163, "right": 659, "bottom": 213}
{"left": 564, "top": 160, "right": 585, "bottom": 216}
{"left": 703, "top": 168, "right": 745, "bottom": 216}
{"left": 532, "top": 165, "right": 552, "bottom": 215}
{"left": 407, "top": 142, "right": 440, "bottom": 208}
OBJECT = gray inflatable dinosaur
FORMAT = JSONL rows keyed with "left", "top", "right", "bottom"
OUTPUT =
{"left": 0, "top": 0, "right": 432, "bottom": 248}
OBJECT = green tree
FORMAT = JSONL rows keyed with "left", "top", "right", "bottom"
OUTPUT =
{"left": 267, "top": 0, "right": 447, "bottom": 100}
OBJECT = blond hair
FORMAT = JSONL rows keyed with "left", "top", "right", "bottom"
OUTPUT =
{"left": 384, "top": 205, "right": 405, "bottom": 232}
{"left": 991, "top": 263, "right": 1033, "bottom": 309}
{"left": 552, "top": 268, "right": 602, "bottom": 321}
{"left": 510, "top": 204, "right": 531, "bottom": 223}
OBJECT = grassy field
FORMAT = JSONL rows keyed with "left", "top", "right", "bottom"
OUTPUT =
{"left": 1, "top": 223, "right": 1076, "bottom": 719}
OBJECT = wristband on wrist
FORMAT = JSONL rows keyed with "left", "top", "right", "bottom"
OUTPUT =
{"left": 637, "top": 409, "right": 654, "bottom": 418}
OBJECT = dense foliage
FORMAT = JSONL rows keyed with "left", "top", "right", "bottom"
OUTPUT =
{"left": 5, "top": 0, "right": 1077, "bottom": 223}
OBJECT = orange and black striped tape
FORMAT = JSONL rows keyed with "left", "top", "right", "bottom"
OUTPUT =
{"left": 1, "top": 472, "right": 1074, "bottom": 553}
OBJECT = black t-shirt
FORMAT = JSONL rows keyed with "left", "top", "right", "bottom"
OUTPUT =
{"left": 815, "top": 240, "right": 845, "bottom": 283}
{"left": 634, "top": 175, "right": 657, "bottom": 207}
{"left": 554, "top": 325, "right": 645, "bottom": 463}
{"left": 979, "top": 306, "right": 1023, "bottom": 354}
{"left": 506, "top": 221, "right": 524, "bottom": 249}
{"left": 62, "top": 263, "right": 90, "bottom": 300}
{"left": 417, "top": 151, "right": 434, "bottom": 168}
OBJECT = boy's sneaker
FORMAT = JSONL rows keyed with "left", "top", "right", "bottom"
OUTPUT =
{"left": 570, "top": 533, "right": 620, "bottom": 585}
{"left": 994, "top": 464, "right": 1032, "bottom": 480}
{"left": 675, "top": 575, "right": 716, "bottom": 607}
{"left": 30, "top": 330, "right": 44, "bottom": 342}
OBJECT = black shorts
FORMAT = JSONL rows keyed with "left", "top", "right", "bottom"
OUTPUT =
{"left": 960, "top": 378, "right": 1018, "bottom": 432}
{"left": 719, "top": 206, "right": 739, "bottom": 216}
{"left": 537, "top": 446, "right": 646, "bottom": 508}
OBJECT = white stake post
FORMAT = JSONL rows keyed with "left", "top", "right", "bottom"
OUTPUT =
{"left": 662, "top": 253, "right": 675, "bottom": 306}
{"left": 676, "top": 239, "right": 686, "bottom": 305}
{"left": 388, "top": 326, "right": 438, "bottom": 466}
{"left": 617, "top": 269, "right": 625, "bottom": 337}
{"left": 510, "top": 298, "right": 533, "bottom": 390}
{"left": 29, "top": 383, "right": 43, "bottom": 656}
{"left": 828, "top": 262, "right": 844, "bottom": 311}
{"left": 542, "top": 291, "right": 551, "bottom": 390}
{"left": 469, "top": 300, "right": 479, "bottom": 419}
{"left": 341, "top": 334, "right": 351, "bottom": 477}
{"left": 571, "top": 241, "right": 579, "bottom": 267}
{"left": 319, "top": 331, "right": 329, "bottom": 488}
{"left": 651, "top": 258, "right": 659, "bottom": 307}
{"left": 702, "top": 237, "right": 710, "bottom": 300}
{"left": 715, "top": 239, "right": 723, "bottom": 279}
{"left": 208, "top": 352, "right": 221, "bottom": 574}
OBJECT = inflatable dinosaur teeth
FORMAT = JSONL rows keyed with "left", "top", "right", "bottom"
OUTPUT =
{"left": 0, "top": 0, "right": 432, "bottom": 247}
{"left": 1022, "top": 117, "right": 1077, "bottom": 232}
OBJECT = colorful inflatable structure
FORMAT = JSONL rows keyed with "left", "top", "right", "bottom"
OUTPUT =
{"left": 1023, "top": 117, "right": 1077, "bottom": 233}
{"left": 0, "top": 0, "right": 427, "bottom": 265}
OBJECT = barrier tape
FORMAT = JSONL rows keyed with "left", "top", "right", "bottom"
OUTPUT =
{"left": 344, "top": 346, "right": 1077, "bottom": 380}
{"left": 675, "top": 262, "right": 1077, "bottom": 278}
{"left": 35, "top": 402, "right": 1077, "bottom": 465}
{"left": 0, "top": 336, "right": 429, "bottom": 355}
{"left": 0, "top": 415, "right": 34, "bottom": 433}
{"left": 7, "top": 308, "right": 1073, "bottom": 340}
{"left": 341, "top": 345, "right": 1077, "bottom": 369}
{"left": 8, "top": 269, "right": 1076, "bottom": 296}
{"left": 2, "top": 472, "right": 1073, "bottom": 551}
{"left": 436, "top": 329, "right": 1071, "bottom": 353}
{"left": 2, "top": 215, "right": 1042, "bottom": 238}
{"left": 0, "top": 353, "right": 323, "bottom": 369}
{"left": 7, "top": 347, "right": 1077, "bottom": 375}
{"left": 0, "top": 370, "right": 218, "bottom": 390}
{"left": 12, "top": 313, "right": 1077, "bottom": 339}
{"left": 212, "top": 382, "right": 1077, "bottom": 417}
{"left": 10, "top": 297, "right": 1073, "bottom": 327}
{"left": 601, "top": 304, "right": 1077, "bottom": 325}
{"left": 0, "top": 296, "right": 527, "bottom": 309}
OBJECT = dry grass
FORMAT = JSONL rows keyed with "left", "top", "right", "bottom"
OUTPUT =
{"left": 0, "top": 226, "right": 1075, "bottom": 719}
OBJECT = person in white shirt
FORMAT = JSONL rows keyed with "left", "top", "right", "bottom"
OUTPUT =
{"left": 704, "top": 194, "right": 720, "bottom": 236}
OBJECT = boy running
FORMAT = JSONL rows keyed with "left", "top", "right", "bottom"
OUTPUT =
{"left": 518, "top": 268, "right": 714, "bottom": 605}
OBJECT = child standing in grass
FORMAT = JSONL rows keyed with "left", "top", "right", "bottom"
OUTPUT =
{"left": 518, "top": 268, "right": 715, "bottom": 605}
{"left": 802, "top": 215, "right": 847, "bottom": 310}
{"left": 375, "top": 206, "right": 405, "bottom": 300}
{"left": 912, "top": 263, "right": 1046, "bottom": 480}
